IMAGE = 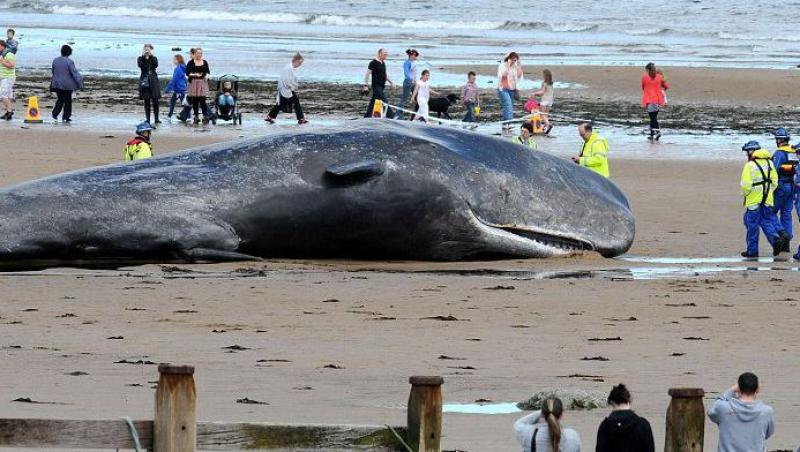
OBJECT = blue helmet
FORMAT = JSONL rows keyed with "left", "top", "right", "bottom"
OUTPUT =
{"left": 742, "top": 140, "right": 761, "bottom": 152}
{"left": 136, "top": 121, "right": 154, "bottom": 135}
{"left": 774, "top": 127, "right": 790, "bottom": 141}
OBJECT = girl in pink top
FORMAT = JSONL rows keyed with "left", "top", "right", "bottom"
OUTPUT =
{"left": 641, "top": 62, "right": 670, "bottom": 141}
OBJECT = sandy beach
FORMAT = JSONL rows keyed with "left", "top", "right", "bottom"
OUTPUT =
{"left": 1, "top": 122, "right": 799, "bottom": 452}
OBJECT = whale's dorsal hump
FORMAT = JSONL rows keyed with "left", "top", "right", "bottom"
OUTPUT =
{"left": 324, "top": 159, "right": 384, "bottom": 186}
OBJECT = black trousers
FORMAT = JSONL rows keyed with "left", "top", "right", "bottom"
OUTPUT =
{"left": 268, "top": 93, "right": 304, "bottom": 120}
{"left": 190, "top": 97, "right": 207, "bottom": 120}
{"left": 144, "top": 98, "right": 160, "bottom": 123}
{"left": 52, "top": 89, "right": 73, "bottom": 120}
{"left": 648, "top": 111, "right": 660, "bottom": 132}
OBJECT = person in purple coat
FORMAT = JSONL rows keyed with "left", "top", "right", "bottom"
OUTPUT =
{"left": 50, "top": 44, "right": 83, "bottom": 122}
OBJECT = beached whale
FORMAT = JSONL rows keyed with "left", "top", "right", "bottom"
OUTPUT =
{"left": 0, "top": 120, "right": 634, "bottom": 269}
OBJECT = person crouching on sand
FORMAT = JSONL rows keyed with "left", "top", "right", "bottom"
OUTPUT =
{"left": 125, "top": 122, "right": 154, "bottom": 161}
{"left": 513, "top": 397, "right": 581, "bottom": 452}
{"left": 512, "top": 122, "right": 538, "bottom": 150}
{"left": 265, "top": 53, "right": 307, "bottom": 125}
{"left": 595, "top": 383, "right": 655, "bottom": 452}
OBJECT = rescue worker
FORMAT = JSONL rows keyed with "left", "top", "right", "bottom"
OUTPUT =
{"left": 125, "top": 121, "right": 154, "bottom": 161}
{"left": 572, "top": 122, "right": 609, "bottom": 178}
{"left": 740, "top": 140, "right": 786, "bottom": 258}
{"left": 793, "top": 142, "right": 800, "bottom": 260}
{"left": 512, "top": 122, "right": 538, "bottom": 150}
{"left": 771, "top": 127, "right": 796, "bottom": 251}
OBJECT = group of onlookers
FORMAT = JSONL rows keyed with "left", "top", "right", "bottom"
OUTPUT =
{"left": 363, "top": 48, "right": 556, "bottom": 129}
{"left": 515, "top": 373, "right": 776, "bottom": 452}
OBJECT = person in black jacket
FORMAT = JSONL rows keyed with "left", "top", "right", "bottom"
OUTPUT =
{"left": 138, "top": 44, "right": 161, "bottom": 125}
{"left": 595, "top": 383, "right": 655, "bottom": 452}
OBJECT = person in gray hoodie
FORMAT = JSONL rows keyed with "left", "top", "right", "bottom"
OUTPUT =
{"left": 708, "top": 372, "right": 774, "bottom": 452}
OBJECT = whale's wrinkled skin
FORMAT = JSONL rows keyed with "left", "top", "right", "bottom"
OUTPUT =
{"left": 0, "top": 120, "right": 634, "bottom": 269}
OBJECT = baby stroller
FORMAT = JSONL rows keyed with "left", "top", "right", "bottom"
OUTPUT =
{"left": 210, "top": 74, "right": 243, "bottom": 125}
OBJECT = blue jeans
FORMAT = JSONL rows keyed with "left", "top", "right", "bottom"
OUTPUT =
{"left": 218, "top": 94, "right": 235, "bottom": 106}
{"left": 397, "top": 79, "right": 414, "bottom": 119}
{"left": 498, "top": 89, "right": 516, "bottom": 121}
{"left": 744, "top": 205, "right": 779, "bottom": 255}
{"left": 365, "top": 86, "right": 389, "bottom": 118}
{"left": 463, "top": 101, "right": 476, "bottom": 122}
{"left": 167, "top": 91, "right": 185, "bottom": 118}
{"left": 773, "top": 182, "right": 795, "bottom": 239}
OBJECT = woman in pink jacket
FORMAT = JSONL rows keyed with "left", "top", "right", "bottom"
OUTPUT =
{"left": 641, "top": 62, "right": 669, "bottom": 141}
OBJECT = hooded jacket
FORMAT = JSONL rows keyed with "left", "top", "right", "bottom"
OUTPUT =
{"left": 708, "top": 389, "right": 774, "bottom": 452}
{"left": 595, "top": 409, "right": 654, "bottom": 452}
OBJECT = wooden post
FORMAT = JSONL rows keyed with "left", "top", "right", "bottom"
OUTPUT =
{"left": 665, "top": 388, "right": 705, "bottom": 452}
{"left": 154, "top": 364, "right": 197, "bottom": 452}
{"left": 407, "top": 376, "right": 443, "bottom": 452}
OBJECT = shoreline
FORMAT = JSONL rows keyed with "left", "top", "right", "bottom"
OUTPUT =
{"left": 10, "top": 63, "right": 800, "bottom": 134}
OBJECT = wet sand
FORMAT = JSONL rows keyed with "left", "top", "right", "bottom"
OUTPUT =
{"left": 1, "top": 126, "right": 799, "bottom": 451}
{"left": 12, "top": 64, "right": 800, "bottom": 133}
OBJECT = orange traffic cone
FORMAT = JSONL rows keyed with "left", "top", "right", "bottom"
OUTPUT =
{"left": 24, "top": 96, "right": 43, "bottom": 124}
{"left": 372, "top": 99, "right": 383, "bottom": 118}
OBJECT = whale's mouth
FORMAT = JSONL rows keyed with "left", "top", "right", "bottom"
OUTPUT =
{"left": 470, "top": 209, "right": 595, "bottom": 253}
{"left": 492, "top": 225, "right": 594, "bottom": 252}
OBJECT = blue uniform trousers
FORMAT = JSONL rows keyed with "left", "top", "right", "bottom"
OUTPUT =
{"left": 744, "top": 205, "right": 779, "bottom": 256}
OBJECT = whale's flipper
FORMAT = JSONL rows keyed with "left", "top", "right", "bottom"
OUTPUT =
{"left": 324, "top": 159, "right": 384, "bottom": 186}
{"left": 183, "top": 248, "right": 262, "bottom": 263}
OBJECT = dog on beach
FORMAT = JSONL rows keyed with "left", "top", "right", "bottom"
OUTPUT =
{"left": 427, "top": 94, "right": 459, "bottom": 119}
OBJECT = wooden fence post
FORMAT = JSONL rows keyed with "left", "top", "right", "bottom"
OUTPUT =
{"left": 154, "top": 364, "right": 197, "bottom": 452}
{"left": 665, "top": 388, "right": 705, "bottom": 452}
{"left": 407, "top": 376, "right": 443, "bottom": 452}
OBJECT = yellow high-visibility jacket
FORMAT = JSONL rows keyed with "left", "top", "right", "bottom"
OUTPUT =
{"left": 741, "top": 149, "right": 777, "bottom": 208}
{"left": 124, "top": 137, "right": 153, "bottom": 161}
{"left": 579, "top": 131, "right": 610, "bottom": 178}
{"left": 513, "top": 135, "right": 538, "bottom": 150}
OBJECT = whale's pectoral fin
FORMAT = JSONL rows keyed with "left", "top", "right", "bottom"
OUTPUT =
{"left": 183, "top": 248, "right": 263, "bottom": 263}
{"left": 324, "top": 159, "right": 384, "bottom": 186}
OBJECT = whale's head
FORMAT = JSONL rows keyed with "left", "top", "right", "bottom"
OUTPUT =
{"left": 277, "top": 121, "right": 635, "bottom": 260}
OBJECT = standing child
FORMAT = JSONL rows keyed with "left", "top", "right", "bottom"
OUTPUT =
{"left": 5, "top": 29, "right": 19, "bottom": 54}
{"left": 409, "top": 69, "right": 438, "bottom": 122}
{"left": 532, "top": 69, "right": 554, "bottom": 134}
{"left": 164, "top": 54, "right": 187, "bottom": 120}
{"left": 461, "top": 71, "right": 480, "bottom": 123}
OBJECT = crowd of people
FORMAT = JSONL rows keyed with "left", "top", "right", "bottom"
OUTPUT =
{"left": 515, "top": 373, "right": 776, "bottom": 452}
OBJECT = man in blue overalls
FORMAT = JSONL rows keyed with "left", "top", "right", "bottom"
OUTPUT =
{"left": 771, "top": 127, "right": 796, "bottom": 252}
{"left": 740, "top": 141, "right": 785, "bottom": 258}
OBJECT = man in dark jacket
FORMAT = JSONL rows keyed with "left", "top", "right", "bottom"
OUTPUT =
{"left": 595, "top": 383, "right": 655, "bottom": 452}
{"left": 50, "top": 44, "right": 83, "bottom": 122}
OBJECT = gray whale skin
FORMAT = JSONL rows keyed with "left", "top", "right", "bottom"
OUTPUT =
{"left": 0, "top": 120, "right": 634, "bottom": 268}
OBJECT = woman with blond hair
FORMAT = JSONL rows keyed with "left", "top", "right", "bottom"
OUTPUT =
{"left": 186, "top": 47, "right": 210, "bottom": 125}
{"left": 513, "top": 398, "right": 581, "bottom": 452}
{"left": 137, "top": 44, "right": 161, "bottom": 125}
